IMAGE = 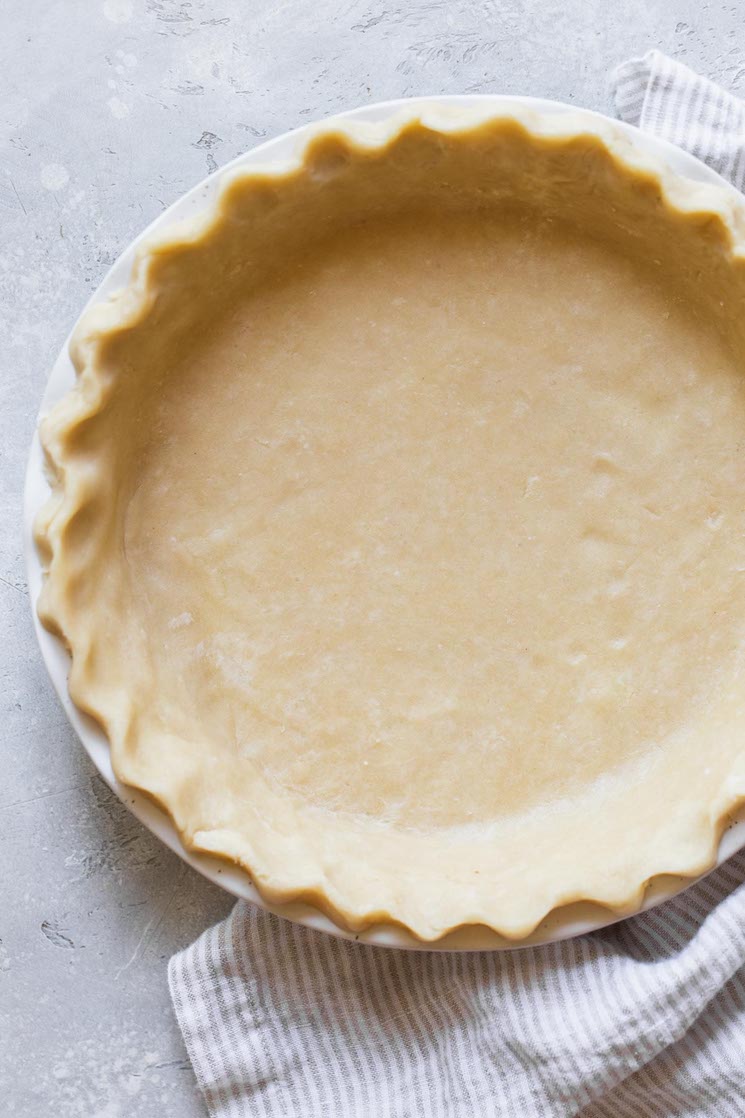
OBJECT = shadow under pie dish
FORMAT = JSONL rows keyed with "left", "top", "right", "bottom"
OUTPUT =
{"left": 34, "top": 104, "right": 745, "bottom": 942}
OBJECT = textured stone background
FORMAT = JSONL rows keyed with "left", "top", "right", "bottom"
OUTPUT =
{"left": 2, "top": 2, "right": 744, "bottom": 1115}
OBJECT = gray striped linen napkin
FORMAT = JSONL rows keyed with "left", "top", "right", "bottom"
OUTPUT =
{"left": 169, "top": 54, "right": 745, "bottom": 1118}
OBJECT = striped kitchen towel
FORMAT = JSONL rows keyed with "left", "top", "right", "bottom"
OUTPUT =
{"left": 613, "top": 49, "right": 745, "bottom": 189}
{"left": 169, "top": 54, "right": 745, "bottom": 1118}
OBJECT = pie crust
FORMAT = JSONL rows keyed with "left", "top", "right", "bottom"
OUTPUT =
{"left": 36, "top": 106, "right": 745, "bottom": 941}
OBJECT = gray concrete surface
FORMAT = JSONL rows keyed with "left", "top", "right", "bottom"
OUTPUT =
{"left": 2, "top": 2, "right": 744, "bottom": 1115}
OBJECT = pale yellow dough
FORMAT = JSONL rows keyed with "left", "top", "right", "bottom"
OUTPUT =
{"left": 37, "top": 108, "right": 745, "bottom": 939}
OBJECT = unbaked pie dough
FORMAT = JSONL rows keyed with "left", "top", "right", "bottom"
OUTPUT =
{"left": 36, "top": 107, "right": 745, "bottom": 940}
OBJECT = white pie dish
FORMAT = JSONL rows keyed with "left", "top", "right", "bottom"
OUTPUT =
{"left": 23, "top": 93, "right": 745, "bottom": 950}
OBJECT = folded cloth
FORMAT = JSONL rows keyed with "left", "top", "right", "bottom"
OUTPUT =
{"left": 171, "top": 854, "right": 745, "bottom": 1117}
{"left": 169, "top": 54, "right": 745, "bottom": 1118}
{"left": 613, "top": 49, "right": 745, "bottom": 189}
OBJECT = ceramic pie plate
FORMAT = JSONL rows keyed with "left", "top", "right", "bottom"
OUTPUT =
{"left": 24, "top": 94, "right": 745, "bottom": 950}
